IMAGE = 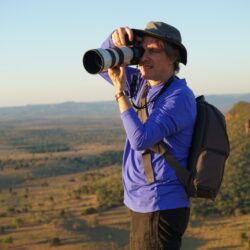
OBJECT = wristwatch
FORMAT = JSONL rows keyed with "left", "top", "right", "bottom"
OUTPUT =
{"left": 115, "top": 91, "right": 126, "bottom": 102}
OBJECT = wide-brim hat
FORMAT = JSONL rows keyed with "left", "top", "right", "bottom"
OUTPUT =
{"left": 132, "top": 21, "right": 187, "bottom": 65}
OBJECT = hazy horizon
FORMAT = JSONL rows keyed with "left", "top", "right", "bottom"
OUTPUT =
{"left": 0, "top": 92, "right": 249, "bottom": 109}
{"left": 1, "top": 0, "right": 250, "bottom": 107}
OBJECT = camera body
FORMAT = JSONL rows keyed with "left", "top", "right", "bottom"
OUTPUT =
{"left": 83, "top": 42, "right": 144, "bottom": 74}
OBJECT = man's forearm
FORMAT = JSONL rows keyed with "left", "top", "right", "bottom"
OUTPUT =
{"left": 116, "top": 94, "right": 132, "bottom": 113}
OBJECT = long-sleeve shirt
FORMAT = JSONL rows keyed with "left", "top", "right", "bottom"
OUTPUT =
{"left": 100, "top": 35, "right": 197, "bottom": 212}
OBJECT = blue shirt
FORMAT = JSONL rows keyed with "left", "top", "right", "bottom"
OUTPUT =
{"left": 100, "top": 36, "right": 197, "bottom": 212}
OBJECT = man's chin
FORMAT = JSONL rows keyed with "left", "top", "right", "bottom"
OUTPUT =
{"left": 140, "top": 71, "right": 149, "bottom": 80}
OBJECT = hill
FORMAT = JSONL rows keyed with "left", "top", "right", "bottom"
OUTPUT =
{"left": 0, "top": 101, "right": 119, "bottom": 120}
{"left": 0, "top": 93, "right": 249, "bottom": 120}
{"left": 205, "top": 93, "right": 250, "bottom": 112}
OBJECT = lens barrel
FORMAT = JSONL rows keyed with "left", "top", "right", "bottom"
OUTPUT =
{"left": 83, "top": 46, "right": 144, "bottom": 74}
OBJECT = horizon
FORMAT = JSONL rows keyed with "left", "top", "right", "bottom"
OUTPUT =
{"left": 0, "top": 92, "right": 249, "bottom": 109}
{"left": 1, "top": 0, "right": 250, "bottom": 107}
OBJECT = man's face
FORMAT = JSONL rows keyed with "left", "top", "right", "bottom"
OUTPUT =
{"left": 138, "top": 36, "right": 174, "bottom": 82}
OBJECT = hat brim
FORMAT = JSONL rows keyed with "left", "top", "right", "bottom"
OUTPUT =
{"left": 132, "top": 28, "right": 187, "bottom": 65}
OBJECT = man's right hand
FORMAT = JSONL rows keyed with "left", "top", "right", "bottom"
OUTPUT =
{"left": 111, "top": 27, "right": 134, "bottom": 47}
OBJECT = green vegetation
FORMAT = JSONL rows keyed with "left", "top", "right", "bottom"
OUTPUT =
{"left": 71, "top": 151, "right": 123, "bottom": 170}
{"left": 24, "top": 143, "right": 71, "bottom": 153}
{"left": 0, "top": 117, "right": 125, "bottom": 150}
{"left": 82, "top": 207, "right": 98, "bottom": 215}
{"left": 0, "top": 226, "right": 5, "bottom": 234}
{"left": 240, "top": 230, "right": 250, "bottom": 248}
{"left": 75, "top": 166, "right": 123, "bottom": 210}
{"left": 95, "top": 173, "right": 123, "bottom": 209}
{"left": 1, "top": 236, "right": 13, "bottom": 244}
{"left": 13, "top": 217, "right": 24, "bottom": 228}
{"left": 49, "top": 237, "right": 61, "bottom": 246}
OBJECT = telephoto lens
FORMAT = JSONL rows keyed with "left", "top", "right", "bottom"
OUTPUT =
{"left": 83, "top": 46, "right": 144, "bottom": 74}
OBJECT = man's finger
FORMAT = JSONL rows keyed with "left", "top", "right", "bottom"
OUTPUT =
{"left": 125, "top": 27, "right": 133, "bottom": 42}
{"left": 117, "top": 28, "right": 126, "bottom": 46}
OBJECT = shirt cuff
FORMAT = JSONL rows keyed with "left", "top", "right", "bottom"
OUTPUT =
{"left": 120, "top": 107, "right": 135, "bottom": 119}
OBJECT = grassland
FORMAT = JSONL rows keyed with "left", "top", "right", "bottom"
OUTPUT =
{"left": 0, "top": 116, "right": 249, "bottom": 250}
{"left": 1, "top": 171, "right": 250, "bottom": 250}
{"left": 0, "top": 146, "right": 128, "bottom": 250}
{"left": 0, "top": 147, "right": 249, "bottom": 250}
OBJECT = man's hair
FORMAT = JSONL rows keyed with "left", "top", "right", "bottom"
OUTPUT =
{"left": 163, "top": 42, "right": 181, "bottom": 74}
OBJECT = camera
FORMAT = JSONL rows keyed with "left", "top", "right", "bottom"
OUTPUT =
{"left": 83, "top": 41, "right": 144, "bottom": 74}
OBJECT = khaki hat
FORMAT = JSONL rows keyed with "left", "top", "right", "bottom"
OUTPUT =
{"left": 132, "top": 21, "right": 187, "bottom": 65}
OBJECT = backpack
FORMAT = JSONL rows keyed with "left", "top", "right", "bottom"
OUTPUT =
{"left": 139, "top": 92, "right": 230, "bottom": 200}
{"left": 181, "top": 95, "right": 230, "bottom": 199}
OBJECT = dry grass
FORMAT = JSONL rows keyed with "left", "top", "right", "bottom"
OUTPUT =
{"left": 185, "top": 214, "right": 250, "bottom": 250}
{"left": 0, "top": 147, "right": 249, "bottom": 250}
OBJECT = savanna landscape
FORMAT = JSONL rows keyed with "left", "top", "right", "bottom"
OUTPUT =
{"left": 0, "top": 98, "right": 249, "bottom": 250}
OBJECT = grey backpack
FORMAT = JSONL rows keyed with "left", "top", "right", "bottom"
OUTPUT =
{"left": 139, "top": 93, "right": 230, "bottom": 199}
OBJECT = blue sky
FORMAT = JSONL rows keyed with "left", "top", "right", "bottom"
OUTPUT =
{"left": 0, "top": 0, "right": 249, "bottom": 107}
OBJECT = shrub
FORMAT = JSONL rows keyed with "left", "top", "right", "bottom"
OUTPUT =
{"left": 0, "top": 226, "right": 5, "bottom": 234}
{"left": 60, "top": 209, "right": 65, "bottom": 217}
{"left": 49, "top": 237, "right": 61, "bottom": 246}
{"left": 240, "top": 231, "right": 250, "bottom": 248}
{"left": 7, "top": 207, "right": 15, "bottom": 213}
{"left": 49, "top": 196, "right": 54, "bottom": 202}
{"left": 82, "top": 207, "right": 97, "bottom": 215}
{"left": 13, "top": 218, "right": 24, "bottom": 228}
{"left": 2, "top": 236, "right": 13, "bottom": 244}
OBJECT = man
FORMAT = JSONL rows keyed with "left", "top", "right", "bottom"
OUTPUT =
{"left": 100, "top": 21, "right": 197, "bottom": 250}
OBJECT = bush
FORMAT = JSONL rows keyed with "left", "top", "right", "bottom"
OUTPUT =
{"left": 82, "top": 207, "right": 97, "bottom": 215}
{"left": 2, "top": 236, "right": 13, "bottom": 244}
{"left": 49, "top": 237, "right": 61, "bottom": 246}
{"left": 95, "top": 181, "right": 123, "bottom": 209}
{"left": 13, "top": 218, "right": 24, "bottom": 228}
{"left": 60, "top": 209, "right": 65, "bottom": 217}
{"left": 0, "top": 226, "right": 5, "bottom": 234}
{"left": 240, "top": 231, "right": 250, "bottom": 248}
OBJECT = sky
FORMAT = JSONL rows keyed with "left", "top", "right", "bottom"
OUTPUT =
{"left": 0, "top": 0, "right": 250, "bottom": 107}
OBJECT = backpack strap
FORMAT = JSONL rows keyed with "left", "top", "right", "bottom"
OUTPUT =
{"left": 150, "top": 143, "right": 191, "bottom": 186}
{"left": 137, "top": 83, "right": 155, "bottom": 183}
{"left": 137, "top": 77, "right": 191, "bottom": 186}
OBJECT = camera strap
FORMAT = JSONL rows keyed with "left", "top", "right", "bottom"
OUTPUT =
{"left": 131, "top": 75, "right": 176, "bottom": 110}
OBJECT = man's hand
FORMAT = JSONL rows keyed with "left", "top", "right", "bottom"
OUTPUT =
{"left": 108, "top": 65, "right": 126, "bottom": 94}
{"left": 111, "top": 27, "right": 133, "bottom": 47}
{"left": 108, "top": 64, "right": 132, "bottom": 113}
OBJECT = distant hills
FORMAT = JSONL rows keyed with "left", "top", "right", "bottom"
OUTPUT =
{"left": 205, "top": 93, "right": 250, "bottom": 112}
{"left": 0, "top": 93, "right": 249, "bottom": 120}
{"left": 0, "top": 101, "right": 119, "bottom": 120}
